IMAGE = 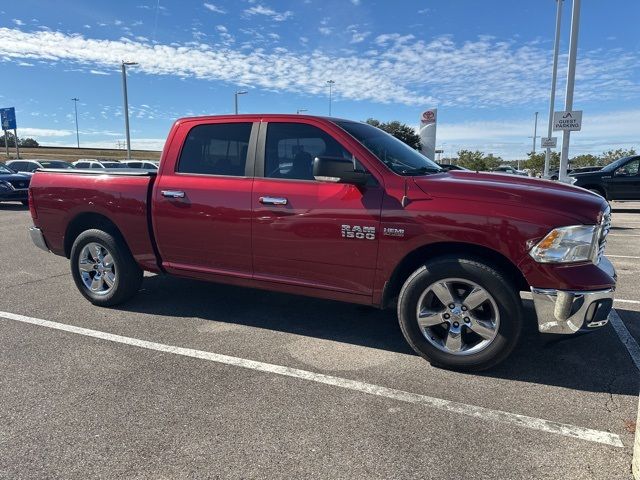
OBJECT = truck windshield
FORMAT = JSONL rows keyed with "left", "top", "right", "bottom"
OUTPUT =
{"left": 334, "top": 121, "right": 442, "bottom": 176}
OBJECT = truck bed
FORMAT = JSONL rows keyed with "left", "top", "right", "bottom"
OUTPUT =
{"left": 29, "top": 169, "right": 160, "bottom": 272}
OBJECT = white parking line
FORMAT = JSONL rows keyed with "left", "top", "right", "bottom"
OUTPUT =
{"left": 609, "top": 309, "right": 640, "bottom": 372}
{"left": 0, "top": 310, "right": 624, "bottom": 448}
{"left": 608, "top": 234, "right": 640, "bottom": 237}
{"left": 615, "top": 299, "right": 640, "bottom": 305}
{"left": 608, "top": 255, "right": 640, "bottom": 260}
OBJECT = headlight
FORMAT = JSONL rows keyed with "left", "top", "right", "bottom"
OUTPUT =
{"left": 529, "top": 225, "right": 598, "bottom": 263}
{"left": 0, "top": 180, "right": 11, "bottom": 191}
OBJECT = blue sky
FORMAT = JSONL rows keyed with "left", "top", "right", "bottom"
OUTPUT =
{"left": 0, "top": 0, "right": 639, "bottom": 159}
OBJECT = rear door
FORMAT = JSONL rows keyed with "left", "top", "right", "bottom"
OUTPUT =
{"left": 153, "top": 120, "right": 258, "bottom": 278}
{"left": 251, "top": 120, "right": 383, "bottom": 297}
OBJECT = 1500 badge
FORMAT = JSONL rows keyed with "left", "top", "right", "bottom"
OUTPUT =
{"left": 341, "top": 225, "right": 376, "bottom": 240}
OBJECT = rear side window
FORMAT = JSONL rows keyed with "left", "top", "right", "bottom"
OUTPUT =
{"left": 75, "top": 162, "right": 89, "bottom": 168}
{"left": 177, "top": 122, "right": 252, "bottom": 176}
{"left": 265, "top": 123, "right": 351, "bottom": 181}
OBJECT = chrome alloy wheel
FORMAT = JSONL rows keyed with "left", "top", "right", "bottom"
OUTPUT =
{"left": 416, "top": 278, "right": 500, "bottom": 355}
{"left": 78, "top": 242, "right": 116, "bottom": 296}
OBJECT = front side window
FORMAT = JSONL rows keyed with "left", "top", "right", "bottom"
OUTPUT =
{"left": 75, "top": 162, "right": 89, "bottom": 168}
{"left": 178, "top": 122, "right": 252, "bottom": 176}
{"left": 335, "top": 121, "right": 441, "bottom": 176}
{"left": 265, "top": 123, "right": 352, "bottom": 181}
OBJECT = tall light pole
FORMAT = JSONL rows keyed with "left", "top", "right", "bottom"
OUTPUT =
{"left": 296, "top": 108, "right": 307, "bottom": 114}
{"left": 559, "top": 0, "right": 581, "bottom": 183}
{"left": 544, "top": 0, "right": 564, "bottom": 179}
{"left": 121, "top": 61, "right": 137, "bottom": 160}
{"left": 71, "top": 97, "right": 80, "bottom": 148}
{"left": 531, "top": 111, "right": 539, "bottom": 154}
{"left": 234, "top": 90, "right": 248, "bottom": 115}
{"left": 326, "top": 80, "right": 335, "bottom": 116}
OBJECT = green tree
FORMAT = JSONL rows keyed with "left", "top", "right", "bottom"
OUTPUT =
{"left": 365, "top": 118, "right": 422, "bottom": 150}
{"left": 19, "top": 138, "right": 39, "bottom": 148}
{"left": 0, "top": 132, "right": 16, "bottom": 147}
{"left": 600, "top": 148, "right": 637, "bottom": 166}
{"left": 569, "top": 154, "right": 599, "bottom": 168}
{"left": 455, "top": 150, "right": 502, "bottom": 171}
{"left": 524, "top": 151, "right": 560, "bottom": 177}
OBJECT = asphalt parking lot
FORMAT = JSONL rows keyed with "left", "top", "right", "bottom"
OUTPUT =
{"left": 1, "top": 202, "right": 639, "bottom": 479}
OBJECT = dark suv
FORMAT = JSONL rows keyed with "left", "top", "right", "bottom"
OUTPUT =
{"left": 0, "top": 163, "right": 31, "bottom": 205}
{"left": 573, "top": 156, "right": 640, "bottom": 200}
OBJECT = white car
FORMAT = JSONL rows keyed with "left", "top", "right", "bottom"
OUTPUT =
{"left": 120, "top": 160, "right": 159, "bottom": 170}
{"left": 6, "top": 159, "right": 75, "bottom": 173}
{"left": 72, "top": 160, "right": 127, "bottom": 169}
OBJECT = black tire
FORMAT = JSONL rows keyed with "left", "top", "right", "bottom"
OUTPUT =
{"left": 21, "top": 200, "right": 29, "bottom": 206}
{"left": 397, "top": 255, "right": 523, "bottom": 371}
{"left": 70, "top": 229, "right": 143, "bottom": 306}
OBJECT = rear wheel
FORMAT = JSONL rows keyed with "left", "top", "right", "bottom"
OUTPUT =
{"left": 70, "top": 229, "right": 142, "bottom": 306}
{"left": 587, "top": 187, "right": 606, "bottom": 199}
{"left": 397, "top": 255, "right": 523, "bottom": 371}
{"left": 21, "top": 200, "right": 29, "bottom": 206}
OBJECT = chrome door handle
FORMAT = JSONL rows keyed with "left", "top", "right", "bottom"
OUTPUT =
{"left": 259, "top": 196, "right": 288, "bottom": 205}
{"left": 161, "top": 190, "right": 185, "bottom": 198}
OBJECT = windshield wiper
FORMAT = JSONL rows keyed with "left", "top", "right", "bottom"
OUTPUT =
{"left": 399, "top": 166, "right": 442, "bottom": 176}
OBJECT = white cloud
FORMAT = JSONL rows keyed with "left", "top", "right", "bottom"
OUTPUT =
{"left": 89, "top": 69, "right": 110, "bottom": 75}
{"left": 351, "top": 0, "right": 361, "bottom": 4}
{"left": 20, "top": 127, "right": 74, "bottom": 137}
{"left": 244, "top": 4, "right": 293, "bottom": 22}
{"left": 318, "top": 27, "right": 332, "bottom": 36}
{"left": 12, "top": 19, "right": 24, "bottom": 26}
{"left": 0, "top": 27, "right": 638, "bottom": 110}
{"left": 203, "top": 3, "right": 226, "bottom": 14}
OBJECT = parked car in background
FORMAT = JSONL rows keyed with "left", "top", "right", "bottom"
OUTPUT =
{"left": 573, "top": 155, "right": 640, "bottom": 200}
{"left": 28, "top": 114, "right": 615, "bottom": 371}
{"left": 436, "top": 163, "right": 469, "bottom": 171}
{"left": 492, "top": 165, "right": 527, "bottom": 176}
{"left": 120, "top": 160, "right": 159, "bottom": 170}
{"left": 72, "top": 160, "right": 127, "bottom": 169}
{"left": 0, "top": 163, "right": 31, "bottom": 205}
{"left": 6, "top": 159, "right": 75, "bottom": 173}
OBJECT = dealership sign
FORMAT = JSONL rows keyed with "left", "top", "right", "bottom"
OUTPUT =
{"left": 0, "top": 107, "right": 16, "bottom": 131}
{"left": 553, "top": 110, "right": 582, "bottom": 131}
{"left": 541, "top": 137, "right": 557, "bottom": 148}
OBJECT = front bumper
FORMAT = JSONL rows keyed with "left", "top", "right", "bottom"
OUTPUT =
{"left": 531, "top": 257, "right": 616, "bottom": 334}
{"left": 29, "top": 226, "right": 50, "bottom": 253}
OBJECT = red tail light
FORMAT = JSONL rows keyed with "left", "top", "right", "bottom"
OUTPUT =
{"left": 28, "top": 188, "right": 37, "bottom": 219}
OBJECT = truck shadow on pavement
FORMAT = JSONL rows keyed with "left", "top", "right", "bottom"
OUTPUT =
{"left": 0, "top": 203, "right": 28, "bottom": 211}
{"left": 119, "top": 274, "right": 638, "bottom": 395}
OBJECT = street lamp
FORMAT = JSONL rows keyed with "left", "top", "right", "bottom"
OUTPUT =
{"left": 121, "top": 61, "right": 138, "bottom": 160}
{"left": 326, "top": 80, "right": 335, "bottom": 116}
{"left": 234, "top": 90, "right": 248, "bottom": 115}
{"left": 71, "top": 97, "right": 80, "bottom": 148}
{"left": 296, "top": 108, "right": 307, "bottom": 114}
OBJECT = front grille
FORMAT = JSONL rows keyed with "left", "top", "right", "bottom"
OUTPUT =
{"left": 7, "top": 178, "right": 29, "bottom": 189}
{"left": 596, "top": 205, "right": 611, "bottom": 263}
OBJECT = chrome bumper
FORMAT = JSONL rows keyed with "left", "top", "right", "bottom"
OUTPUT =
{"left": 29, "top": 226, "right": 50, "bottom": 253}
{"left": 531, "top": 287, "right": 614, "bottom": 334}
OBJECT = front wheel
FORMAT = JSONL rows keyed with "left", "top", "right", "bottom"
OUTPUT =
{"left": 70, "top": 229, "right": 143, "bottom": 306}
{"left": 397, "top": 256, "right": 523, "bottom": 371}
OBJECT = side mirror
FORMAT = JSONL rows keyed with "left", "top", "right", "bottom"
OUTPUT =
{"left": 614, "top": 168, "right": 628, "bottom": 177}
{"left": 312, "top": 156, "right": 369, "bottom": 186}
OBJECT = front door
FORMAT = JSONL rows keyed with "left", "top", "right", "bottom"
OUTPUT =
{"left": 251, "top": 121, "right": 383, "bottom": 297}
{"left": 153, "top": 121, "right": 257, "bottom": 278}
{"left": 606, "top": 158, "right": 640, "bottom": 200}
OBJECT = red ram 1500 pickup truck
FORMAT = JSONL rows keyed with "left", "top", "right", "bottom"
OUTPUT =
{"left": 27, "top": 115, "right": 616, "bottom": 370}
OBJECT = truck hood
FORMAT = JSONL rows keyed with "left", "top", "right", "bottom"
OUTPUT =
{"left": 412, "top": 171, "right": 606, "bottom": 224}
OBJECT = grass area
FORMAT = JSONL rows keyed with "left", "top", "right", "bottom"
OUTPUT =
{"left": 0, "top": 146, "right": 161, "bottom": 163}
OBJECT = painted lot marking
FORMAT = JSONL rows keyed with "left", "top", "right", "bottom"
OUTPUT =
{"left": 0, "top": 310, "right": 624, "bottom": 448}
{"left": 609, "top": 309, "right": 640, "bottom": 372}
{"left": 609, "top": 255, "right": 640, "bottom": 260}
{"left": 608, "top": 234, "right": 640, "bottom": 237}
{"left": 615, "top": 299, "right": 640, "bottom": 305}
